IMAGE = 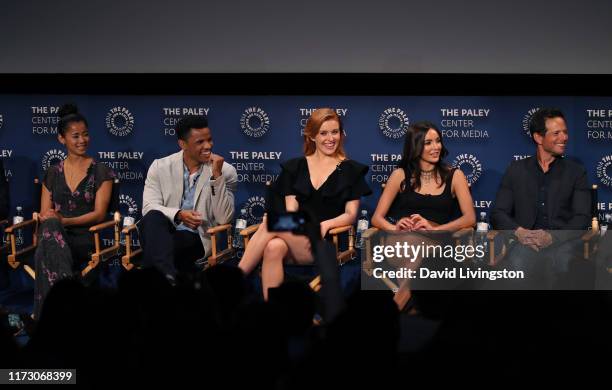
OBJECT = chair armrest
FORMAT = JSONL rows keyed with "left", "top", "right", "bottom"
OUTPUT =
{"left": 240, "top": 224, "right": 260, "bottom": 237}
{"left": 329, "top": 225, "right": 352, "bottom": 235}
{"left": 122, "top": 224, "right": 139, "bottom": 234}
{"left": 207, "top": 224, "right": 232, "bottom": 234}
{"left": 487, "top": 230, "right": 501, "bottom": 240}
{"left": 452, "top": 227, "right": 473, "bottom": 240}
{"left": 90, "top": 212, "right": 121, "bottom": 233}
{"left": 5, "top": 218, "right": 37, "bottom": 233}
{"left": 360, "top": 227, "right": 379, "bottom": 239}
{"left": 581, "top": 230, "right": 599, "bottom": 242}
{"left": 89, "top": 220, "right": 118, "bottom": 233}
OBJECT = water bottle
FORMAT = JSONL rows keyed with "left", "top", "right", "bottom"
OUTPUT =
{"left": 120, "top": 207, "right": 136, "bottom": 251}
{"left": 355, "top": 209, "right": 369, "bottom": 249}
{"left": 475, "top": 211, "right": 489, "bottom": 262}
{"left": 601, "top": 213, "right": 611, "bottom": 236}
{"left": 233, "top": 209, "right": 248, "bottom": 259}
{"left": 13, "top": 206, "right": 24, "bottom": 250}
{"left": 124, "top": 207, "right": 136, "bottom": 227}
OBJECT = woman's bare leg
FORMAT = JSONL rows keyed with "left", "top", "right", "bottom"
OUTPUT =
{"left": 394, "top": 280, "right": 413, "bottom": 312}
{"left": 238, "top": 215, "right": 315, "bottom": 300}
{"left": 261, "top": 232, "right": 313, "bottom": 300}
{"left": 388, "top": 231, "right": 440, "bottom": 312}
{"left": 238, "top": 215, "right": 314, "bottom": 274}
{"left": 261, "top": 238, "right": 289, "bottom": 301}
{"left": 237, "top": 217, "right": 275, "bottom": 274}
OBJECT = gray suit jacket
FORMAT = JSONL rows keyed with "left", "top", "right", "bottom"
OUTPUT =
{"left": 142, "top": 150, "right": 238, "bottom": 256}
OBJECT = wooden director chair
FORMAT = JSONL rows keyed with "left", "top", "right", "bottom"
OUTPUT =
{"left": 5, "top": 178, "right": 123, "bottom": 280}
{"left": 360, "top": 181, "right": 475, "bottom": 307}
{"left": 486, "top": 184, "right": 602, "bottom": 265}
{"left": 239, "top": 182, "right": 357, "bottom": 292}
{"left": 121, "top": 218, "right": 235, "bottom": 271}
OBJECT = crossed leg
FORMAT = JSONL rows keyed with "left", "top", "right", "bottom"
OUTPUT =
{"left": 386, "top": 231, "right": 444, "bottom": 311}
{"left": 238, "top": 216, "right": 313, "bottom": 300}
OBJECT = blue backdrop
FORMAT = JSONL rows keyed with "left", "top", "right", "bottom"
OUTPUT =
{"left": 1, "top": 95, "right": 611, "bottom": 234}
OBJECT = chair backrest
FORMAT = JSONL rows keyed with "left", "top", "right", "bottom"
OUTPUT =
{"left": 33, "top": 178, "right": 42, "bottom": 213}
{"left": 265, "top": 180, "right": 286, "bottom": 215}
{"left": 590, "top": 184, "right": 599, "bottom": 230}
{"left": 591, "top": 184, "right": 598, "bottom": 217}
{"left": 109, "top": 178, "right": 120, "bottom": 214}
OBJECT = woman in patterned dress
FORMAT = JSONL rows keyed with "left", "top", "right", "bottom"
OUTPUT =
{"left": 33, "top": 104, "right": 115, "bottom": 319}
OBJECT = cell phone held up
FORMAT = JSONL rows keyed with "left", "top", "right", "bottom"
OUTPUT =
{"left": 266, "top": 211, "right": 308, "bottom": 235}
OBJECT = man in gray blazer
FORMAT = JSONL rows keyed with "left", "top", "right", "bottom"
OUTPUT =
{"left": 141, "top": 115, "right": 237, "bottom": 280}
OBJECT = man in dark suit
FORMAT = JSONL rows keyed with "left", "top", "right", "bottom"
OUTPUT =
{"left": 491, "top": 108, "right": 591, "bottom": 288}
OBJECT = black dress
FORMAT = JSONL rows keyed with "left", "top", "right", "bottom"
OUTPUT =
{"left": 386, "top": 168, "right": 458, "bottom": 226}
{"left": 276, "top": 157, "right": 372, "bottom": 233}
{"left": 34, "top": 160, "right": 115, "bottom": 318}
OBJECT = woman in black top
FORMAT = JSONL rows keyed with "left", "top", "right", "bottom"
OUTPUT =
{"left": 371, "top": 121, "right": 475, "bottom": 309}
{"left": 238, "top": 108, "right": 371, "bottom": 300}
{"left": 372, "top": 120, "right": 474, "bottom": 232}
{"left": 34, "top": 104, "right": 115, "bottom": 319}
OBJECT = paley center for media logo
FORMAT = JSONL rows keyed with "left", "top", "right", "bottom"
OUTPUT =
{"left": 106, "top": 107, "right": 135, "bottom": 137}
{"left": 119, "top": 194, "right": 139, "bottom": 214}
{"left": 42, "top": 149, "right": 67, "bottom": 171}
{"left": 452, "top": 153, "right": 483, "bottom": 186}
{"left": 241, "top": 107, "right": 270, "bottom": 138}
{"left": 242, "top": 196, "right": 266, "bottom": 225}
{"left": 522, "top": 107, "right": 540, "bottom": 137}
{"left": 379, "top": 108, "right": 409, "bottom": 139}
{"left": 597, "top": 155, "right": 612, "bottom": 188}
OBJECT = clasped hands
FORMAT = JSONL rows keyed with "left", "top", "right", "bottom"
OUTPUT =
{"left": 394, "top": 214, "right": 436, "bottom": 231}
{"left": 514, "top": 227, "right": 553, "bottom": 251}
{"left": 178, "top": 210, "right": 203, "bottom": 230}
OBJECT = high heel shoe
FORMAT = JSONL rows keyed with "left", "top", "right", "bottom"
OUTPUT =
{"left": 394, "top": 287, "right": 418, "bottom": 314}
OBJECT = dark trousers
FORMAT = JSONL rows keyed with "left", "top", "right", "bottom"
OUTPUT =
{"left": 502, "top": 237, "right": 583, "bottom": 289}
{"left": 139, "top": 210, "right": 205, "bottom": 277}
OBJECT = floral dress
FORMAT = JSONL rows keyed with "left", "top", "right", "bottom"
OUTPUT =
{"left": 34, "top": 160, "right": 114, "bottom": 319}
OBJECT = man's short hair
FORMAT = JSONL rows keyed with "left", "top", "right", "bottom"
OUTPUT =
{"left": 176, "top": 115, "right": 209, "bottom": 141}
{"left": 529, "top": 108, "right": 565, "bottom": 142}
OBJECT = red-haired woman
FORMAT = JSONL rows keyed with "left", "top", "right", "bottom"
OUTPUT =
{"left": 238, "top": 108, "right": 371, "bottom": 300}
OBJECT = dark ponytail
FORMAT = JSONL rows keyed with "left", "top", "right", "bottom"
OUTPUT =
{"left": 57, "top": 103, "right": 88, "bottom": 135}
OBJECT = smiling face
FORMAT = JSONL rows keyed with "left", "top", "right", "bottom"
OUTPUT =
{"left": 58, "top": 121, "right": 89, "bottom": 156}
{"left": 420, "top": 128, "right": 442, "bottom": 165}
{"left": 311, "top": 119, "right": 342, "bottom": 157}
{"left": 179, "top": 127, "right": 213, "bottom": 164}
{"left": 535, "top": 117, "right": 568, "bottom": 157}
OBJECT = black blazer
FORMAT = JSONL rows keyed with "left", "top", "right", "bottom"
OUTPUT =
{"left": 491, "top": 156, "right": 590, "bottom": 234}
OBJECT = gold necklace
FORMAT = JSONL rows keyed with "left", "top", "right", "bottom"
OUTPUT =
{"left": 420, "top": 167, "right": 435, "bottom": 184}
